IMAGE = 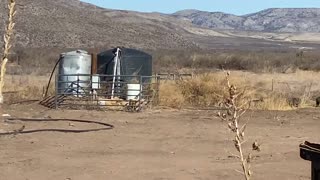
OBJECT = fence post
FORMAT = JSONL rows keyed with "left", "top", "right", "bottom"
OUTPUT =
{"left": 55, "top": 73, "right": 59, "bottom": 109}
{"left": 156, "top": 75, "right": 160, "bottom": 105}
{"left": 139, "top": 76, "right": 142, "bottom": 111}
{"left": 77, "top": 74, "right": 79, "bottom": 97}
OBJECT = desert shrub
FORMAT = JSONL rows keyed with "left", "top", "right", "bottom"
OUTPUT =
{"left": 152, "top": 49, "right": 320, "bottom": 73}
{"left": 255, "top": 93, "right": 292, "bottom": 111}
{"left": 177, "top": 73, "right": 225, "bottom": 106}
{"left": 159, "top": 81, "right": 185, "bottom": 108}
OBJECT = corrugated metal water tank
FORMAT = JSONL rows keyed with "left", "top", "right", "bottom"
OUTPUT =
{"left": 58, "top": 50, "right": 92, "bottom": 95}
{"left": 97, "top": 48, "right": 152, "bottom": 83}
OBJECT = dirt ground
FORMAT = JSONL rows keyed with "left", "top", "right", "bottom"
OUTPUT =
{"left": 0, "top": 104, "right": 319, "bottom": 180}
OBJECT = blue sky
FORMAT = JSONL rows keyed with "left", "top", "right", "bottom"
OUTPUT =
{"left": 81, "top": 0, "right": 320, "bottom": 15}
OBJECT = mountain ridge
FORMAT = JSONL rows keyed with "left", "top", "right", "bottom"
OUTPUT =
{"left": 173, "top": 8, "right": 320, "bottom": 33}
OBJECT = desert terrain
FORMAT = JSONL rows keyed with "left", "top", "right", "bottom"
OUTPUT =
{"left": 1, "top": 1, "right": 320, "bottom": 180}
{"left": 0, "top": 103, "right": 319, "bottom": 180}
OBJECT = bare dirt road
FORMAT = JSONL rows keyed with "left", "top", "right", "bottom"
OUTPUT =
{"left": 0, "top": 104, "right": 319, "bottom": 180}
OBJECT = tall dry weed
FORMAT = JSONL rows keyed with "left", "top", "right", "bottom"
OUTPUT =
{"left": 218, "top": 71, "right": 261, "bottom": 180}
{"left": 0, "top": 0, "right": 16, "bottom": 104}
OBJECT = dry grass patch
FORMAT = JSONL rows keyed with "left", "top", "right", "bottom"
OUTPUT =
{"left": 255, "top": 93, "right": 292, "bottom": 111}
{"left": 158, "top": 71, "right": 311, "bottom": 110}
{"left": 3, "top": 75, "right": 53, "bottom": 103}
{"left": 177, "top": 73, "right": 226, "bottom": 106}
{"left": 159, "top": 81, "right": 185, "bottom": 108}
{"left": 3, "top": 70, "right": 316, "bottom": 110}
{"left": 159, "top": 73, "right": 255, "bottom": 108}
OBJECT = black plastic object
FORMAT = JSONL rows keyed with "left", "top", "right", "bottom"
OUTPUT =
{"left": 97, "top": 48, "right": 152, "bottom": 83}
{"left": 300, "top": 141, "right": 320, "bottom": 180}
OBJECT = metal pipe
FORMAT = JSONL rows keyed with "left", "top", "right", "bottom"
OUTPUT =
{"left": 116, "top": 49, "right": 121, "bottom": 90}
{"left": 111, "top": 48, "right": 120, "bottom": 99}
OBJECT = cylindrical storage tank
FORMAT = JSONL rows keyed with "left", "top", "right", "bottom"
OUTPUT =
{"left": 58, "top": 50, "right": 92, "bottom": 95}
{"left": 97, "top": 48, "right": 152, "bottom": 83}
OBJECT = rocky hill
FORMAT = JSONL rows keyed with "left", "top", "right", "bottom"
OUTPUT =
{"left": 173, "top": 8, "right": 320, "bottom": 33}
{"left": 0, "top": 0, "right": 198, "bottom": 49}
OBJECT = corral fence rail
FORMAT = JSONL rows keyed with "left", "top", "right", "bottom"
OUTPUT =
{"left": 156, "top": 73, "right": 193, "bottom": 81}
{"left": 45, "top": 74, "right": 160, "bottom": 111}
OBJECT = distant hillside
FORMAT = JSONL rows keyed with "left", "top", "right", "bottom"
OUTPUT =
{"left": 173, "top": 8, "right": 320, "bottom": 33}
{"left": 0, "top": 0, "right": 198, "bottom": 49}
{"left": 1, "top": 1, "right": 320, "bottom": 51}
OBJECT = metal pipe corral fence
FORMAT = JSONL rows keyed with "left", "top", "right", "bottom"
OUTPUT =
{"left": 44, "top": 74, "right": 160, "bottom": 112}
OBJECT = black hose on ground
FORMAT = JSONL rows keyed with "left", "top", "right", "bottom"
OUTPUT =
{"left": 0, "top": 118, "right": 114, "bottom": 135}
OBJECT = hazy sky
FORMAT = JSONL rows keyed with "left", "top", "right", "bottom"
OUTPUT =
{"left": 81, "top": 0, "right": 320, "bottom": 15}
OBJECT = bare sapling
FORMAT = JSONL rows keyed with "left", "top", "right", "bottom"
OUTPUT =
{"left": 217, "top": 71, "right": 261, "bottom": 180}
{"left": 0, "top": 0, "right": 17, "bottom": 104}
